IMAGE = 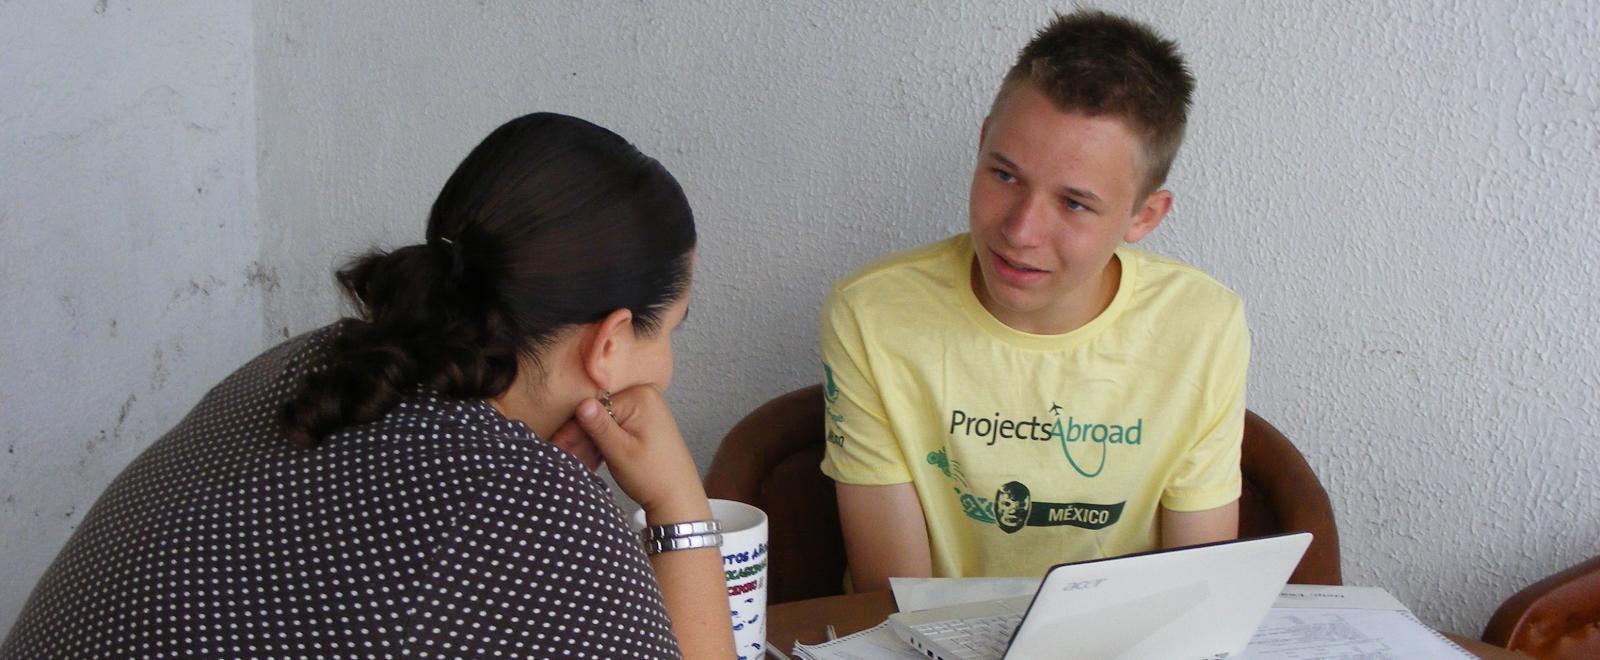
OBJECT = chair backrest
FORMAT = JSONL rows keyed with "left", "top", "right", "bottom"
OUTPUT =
{"left": 1239, "top": 410, "right": 1342, "bottom": 585}
{"left": 1481, "top": 554, "right": 1600, "bottom": 659}
{"left": 704, "top": 384, "right": 1341, "bottom": 604}
{"left": 704, "top": 385, "right": 843, "bottom": 604}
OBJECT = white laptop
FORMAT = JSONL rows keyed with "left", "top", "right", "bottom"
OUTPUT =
{"left": 888, "top": 532, "right": 1313, "bottom": 660}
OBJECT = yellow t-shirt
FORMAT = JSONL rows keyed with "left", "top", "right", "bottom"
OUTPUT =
{"left": 819, "top": 234, "right": 1248, "bottom": 578}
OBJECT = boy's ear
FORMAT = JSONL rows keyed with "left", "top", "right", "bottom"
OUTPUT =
{"left": 1123, "top": 190, "right": 1173, "bottom": 244}
{"left": 580, "top": 308, "right": 635, "bottom": 392}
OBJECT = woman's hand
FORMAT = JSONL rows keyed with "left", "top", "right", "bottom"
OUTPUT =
{"left": 576, "top": 385, "right": 733, "bottom": 657}
{"left": 574, "top": 385, "right": 709, "bottom": 522}
{"left": 548, "top": 417, "right": 604, "bottom": 471}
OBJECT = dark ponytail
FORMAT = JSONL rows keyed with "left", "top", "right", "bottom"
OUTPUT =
{"left": 282, "top": 113, "right": 696, "bottom": 448}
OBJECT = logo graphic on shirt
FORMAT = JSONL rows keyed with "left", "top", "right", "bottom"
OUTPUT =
{"left": 822, "top": 363, "right": 840, "bottom": 403}
{"left": 929, "top": 452, "right": 1125, "bottom": 531}
{"left": 926, "top": 447, "right": 969, "bottom": 486}
{"left": 929, "top": 448, "right": 996, "bottom": 524}
{"left": 993, "top": 480, "right": 1126, "bottom": 535}
{"left": 825, "top": 416, "right": 846, "bottom": 447}
{"left": 947, "top": 404, "right": 1144, "bottom": 479}
{"left": 822, "top": 363, "right": 846, "bottom": 446}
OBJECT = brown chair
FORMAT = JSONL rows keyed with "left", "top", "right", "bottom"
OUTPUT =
{"left": 704, "top": 384, "right": 1342, "bottom": 604}
{"left": 1238, "top": 409, "right": 1342, "bottom": 585}
{"left": 705, "top": 385, "right": 843, "bottom": 604}
{"left": 1480, "top": 554, "right": 1600, "bottom": 658}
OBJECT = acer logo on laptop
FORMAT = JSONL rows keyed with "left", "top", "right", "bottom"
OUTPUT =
{"left": 1060, "top": 578, "right": 1108, "bottom": 592}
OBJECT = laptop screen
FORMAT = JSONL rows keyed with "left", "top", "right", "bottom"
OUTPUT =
{"left": 1004, "top": 532, "right": 1312, "bottom": 659}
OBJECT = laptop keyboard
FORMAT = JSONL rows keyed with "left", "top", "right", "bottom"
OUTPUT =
{"left": 911, "top": 612, "right": 1023, "bottom": 660}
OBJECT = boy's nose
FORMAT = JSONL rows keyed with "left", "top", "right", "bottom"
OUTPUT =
{"left": 1001, "top": 194, "right": 1052, "bottom": 246}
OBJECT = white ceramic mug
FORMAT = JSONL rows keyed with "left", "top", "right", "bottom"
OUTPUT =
{"left": 633, "top": 498, "right": 770, "bottom": 659}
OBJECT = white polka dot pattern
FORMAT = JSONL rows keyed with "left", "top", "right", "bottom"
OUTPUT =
{"left": 0, "top": 328, "right": 682, "bottom": 659}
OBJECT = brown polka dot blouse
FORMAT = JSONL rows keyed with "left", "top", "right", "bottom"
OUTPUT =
{"left": 1, "top": 328, "right": 681, "bottom": 659}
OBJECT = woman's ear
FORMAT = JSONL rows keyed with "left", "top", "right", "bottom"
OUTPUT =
{"left": 581, "top": 308, "right": 635, "bottom": 391}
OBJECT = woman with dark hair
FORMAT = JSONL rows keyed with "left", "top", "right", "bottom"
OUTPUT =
{"left": 2, "top": 113, "right": 734, "bottom": 658}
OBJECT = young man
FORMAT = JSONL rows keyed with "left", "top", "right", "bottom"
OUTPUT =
{"left": 820, "top": 10, "right": 1247, "bottom": 591}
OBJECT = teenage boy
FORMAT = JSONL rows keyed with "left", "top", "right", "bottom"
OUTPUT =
{"left": 820, "top": 10, "right": 1247, "bottom": 592}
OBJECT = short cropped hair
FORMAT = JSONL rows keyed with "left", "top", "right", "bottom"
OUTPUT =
{"left": 994, "top": 9, "right": 1195, "bottom": 196}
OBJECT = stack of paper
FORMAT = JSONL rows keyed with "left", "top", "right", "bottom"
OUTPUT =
{"left": 790, "top": 580, "right": 1475, "bottom": 660}
{"left": 1240, "top": 585, "right": 1475, "bottom": 659}
{"left": 790, "top": 578, "right": 1040, "bottom": 659}
{"left": 789, "top": 623, "right": 923, "bottom": 660}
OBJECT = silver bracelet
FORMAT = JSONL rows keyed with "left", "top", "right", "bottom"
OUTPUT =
{"left": 641, "top": 519, "right": 721, "bottom": 542}
{"left": 644, "top": 532, "right": 723, "bottom": 555}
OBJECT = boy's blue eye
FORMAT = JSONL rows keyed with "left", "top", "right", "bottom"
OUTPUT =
{"left": 1063, "top": 198, "right": 1086, "bottom": 212}
{"left": 992, "top": 169, "right": 1015, "bottom": 183}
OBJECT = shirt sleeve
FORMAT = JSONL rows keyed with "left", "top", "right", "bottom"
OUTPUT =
{"left": 817, "top": 286, "right": 913, "bottom": 485}
{"left": 403, "top": 450, "right": 682, "bottom": 659}
{"left": 1161, "top": 301, "right": 1249, "bottom": 511}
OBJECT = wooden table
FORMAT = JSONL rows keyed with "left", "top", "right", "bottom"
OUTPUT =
{"left": 768, "top": 590, "right": 1528, "bottom": 659}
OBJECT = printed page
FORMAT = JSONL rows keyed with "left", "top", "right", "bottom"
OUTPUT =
{"left": 791, "top": 622, "right": 926, "bottom": 660}
{"left": 1273, "top": 584, "right": 1408, "bottom": 610}
{"left": 1240, "top": 608, "right": 1475, "bottom": 659}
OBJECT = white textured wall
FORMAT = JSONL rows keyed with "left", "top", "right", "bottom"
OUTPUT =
{"left": 0, "top": 1, "right": 262, "bottom": 636}
{"left": 1151, "top": 0, "right": 1600, "bottom": 636}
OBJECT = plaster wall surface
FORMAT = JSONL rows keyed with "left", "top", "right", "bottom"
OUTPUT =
{"left": 257, "top": 0, "right": 1598, "bottom": 634}
{"left": 0, "top": 1, "right": 263, "bottom": 636}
